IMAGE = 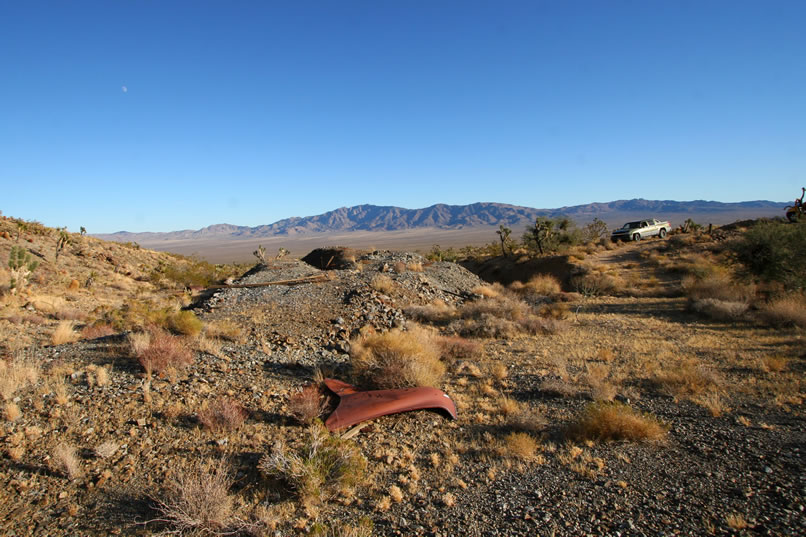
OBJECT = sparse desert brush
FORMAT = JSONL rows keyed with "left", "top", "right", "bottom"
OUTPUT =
{"left": 288, "top": 384, "right": 326, "bottom": 424}
{"left": 259, "top": 421, "right": 367, "bottom": 503}
{"left": 80, "top": 322, "right": 115, "bottom": 340}
{"left": 0, "top": 353, "right": 39, "bottom": 401}
{"left": 51, "top": 443, "right": 82, "bottom": 479}
{"left": 471, "top": 283, "right": 504, "bottom": 298}
{"left": 570, "top": 270, "right": 625, "bottom": 296}
{"left": 505, "top": 404, "right": 547, "bottom": 434}
{"left": 128, "top": 331, "right": 151, "bottom": 357}
{"left": 460, "top": 293, "right": 529, "bottom": 321}
{"left": 151, "top": 458, "right": 237, "bottom": 535}
{"left": 567, "top": 402, "right": 667, "bottom": 442}
{"left": 370, "top": 274, "right": 396, "bottom": 294}
{"left": 350, "top": 326, "right": 445, "bottom": 389}
{"left": 758, "top": 295, "right": 806, "bottom": 328}
{"left": 167, "top": 310, "right": 203, "bottom": 336}
{"left": 436, "top": 335, "right": 482, "bottom": 361}
{"left": 538, "top": 301, "right": 570, "bottom": 320}
{"left": 51, "top": 320, "right": 78, "bottom": 345}
{"left": 653, "top": 359, "right": 720, "bottom": 398}
{"left": 393, "top": 261, "right": 406, "bottom": 273}
{"left": 497, "top": 397, "right": 522, "bottom": 417}
{"left": 94, "top": 440, "right": 119, "bottom": 459}
{"left": 131, "top": 328, "right": 193, "bottom": 378}
{"left": 198, "top": 397, "right": 248, "bottom": 433}
{"left": 499, "top": 432, "right": 541, "bottom": 461}
{"left": 4, "top": 401, "right": 21, "bottom": 421}
{"left": 761, "top": 355, "right": 788, "bottom": 373}
{"left": 682, "top": 274, "right": 754, "bottom": 302}
{"left": 204, "top": 319, "right": 243, "bottom": 341}
{"left": 194, "top": 334, "right": 223, "bottom": 357}
{"left": 406, "top": 261, "right": 424, "bottom": 272}
{"left": 583, "top": 363, "right": 619, "bottom": 402}
{"left": 524, "top": 274, "right": 562, "bottom": 296}
{"left": 690, "top": 298, "right": 749, "bottom": 321}
{"left": 693, "top": 392, "right": 729, "bottom": 417}
{"left": 403, "top": 300, "right": 457, "bottom": 324}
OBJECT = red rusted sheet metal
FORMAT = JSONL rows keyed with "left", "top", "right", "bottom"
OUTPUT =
{"left": 323, "top": 378, "right": 458, "bottom": 431}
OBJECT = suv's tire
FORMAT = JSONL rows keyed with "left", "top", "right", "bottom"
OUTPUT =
{"left": 632, "top": 233, "right": 641, "bottom": 241}
{"left": 658, "top": 228, "right": 667, "bottom": 239}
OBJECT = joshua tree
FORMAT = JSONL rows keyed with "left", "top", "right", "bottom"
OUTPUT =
{"left": 55, "top": 228, "right": 71, "bottom": 262}
{"left": 276, "top": 247, "right": 290, "bottom": 259}
{"left": 80, "top": 226, "right": 87, "bottom": 236}
{"left": 253, "top": 245, "right": 268, "bottom": 266}
{"left": 496, "top": 225, "right": 512, "bottom": 257}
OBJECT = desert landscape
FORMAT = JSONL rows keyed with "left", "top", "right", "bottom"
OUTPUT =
{"left": 0, "top": 213, "right": 803, "bottom": 536}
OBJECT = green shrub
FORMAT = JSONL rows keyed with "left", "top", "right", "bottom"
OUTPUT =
{"left": 168, "top": 310, "right": 203, "bottom": 336}
{"left": 731, "top": 221, "right": 806, "bottom": 290}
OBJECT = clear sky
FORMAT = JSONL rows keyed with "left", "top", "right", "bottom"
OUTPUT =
{"left": 1, "top": 1, "right": 804, "bottom": 233}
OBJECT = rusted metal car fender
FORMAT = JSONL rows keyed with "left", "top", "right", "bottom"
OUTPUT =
{"left": 323, "top": 378, "right": 458, "bottom": 432}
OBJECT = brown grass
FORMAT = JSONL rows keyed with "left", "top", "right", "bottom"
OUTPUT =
{"left": 288, "top": 384, "right": 326, "bottom": 424}
{"left": 522, "top": 274, "right": 562, "bottom": 296}
{"left": 567, "top": 402, "right": 667, "bottom": 442}
{"left": 682, "top": 275, "right": 754, "bottom": 302}
{"left": 350, "top": 326, "right": 445, "bottom": 389}
{"left": 51, "top": 321, "right": 78, "bottom": 345}
{"left": 4, "top": 402, "right": 21, "bottom": 421}
{"left": 198, "top": 397, "right": 248, "bottom": 433}
{"left": 204, "top": 319, "right": 244, "bottom": 341}
{"left": 370, "top": 274, "right": 396, "bottom": 294}
{"left": 131, "top": 328, "right": 193, "bottom": 378}
{"left": 436, "top": 335, "right": 483, "bottom": 360}
{"left": 51, "top": 443, "right": 82, "bottom": 479}
{"left": 80, "top": 323, "right": 116, "bottom": 340}
{"left": 151, "top": 458, "right": 236, "bottom": 535}
{"left": 0, "top": 353, "right": 39, "bottom": 401}
{"left": 761, "top": 356, "right": 788, "bottom": 373}
{"left": 653, "top": 359, "right": 720, "bottom": 398}
{"left": 758, "top": 295, "right": 806, "bottom": 328}
{"left": 690, "top": 298, "right": 748, "bottom": 321}
{"left": 403, "top": 301, "right": 457, "bottom": 324}
{"left": 167, "top": 310, "right": 203, "bottom": 336}
{"left": 500, "top": 432, "right": 541, "bottom": 461}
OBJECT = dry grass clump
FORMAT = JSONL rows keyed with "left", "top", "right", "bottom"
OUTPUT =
{"left": 583, "top": 363, "right": 620, "bottom": 402}
{"left": 690, "top": 298, "right": 749, "bottom": 321}
{"left": 758, "top": 295, "right": 806, "bottom": 328}
{"left": 80, "top": 323, "right": 116, "bottom": 340}
{"left": 350, "top": 326, "right": 445, "bottom": 389}
{"left": 760, "top": 356, "right": 788, "bottom": 373}
{"left": 51, "top": 443, "right": 82, "bottom": 479}
{"left": 167, "top": 310, "right": 203, "bottom": 336}
{"left": 567, "top": 402, "right": 667, "bottom": 442}
{"left": 516, "top": 274, "right": 562, "bottom": 296}
{"left": 403, "top": 300, "right": 457, "bottom": 324}
{"left": 94, "top": 440, "right": 119, "bottom": 459}
{"left": 204, "top": 319, "right": 244, "bottom": 341}
{"left": 370, "top": 274, "right": 396, "bottom": 294}
{"left": 51, "top": 320, "right": 79, "bottom": 345}
{"left": 4, "top": 402, "right": 21, "bottom": 421}
{"left": 471, "top": 284, "right": 504, "bottom": 298}
{"left": 682, "top": 274, "right": 754, "bottom": 302}
{"left": 406, "top": 261, "right": 424, "bottom": 272}
{"left": 571, "top": 269, "right": 626, "bottom": 296}
{"left": 653, "top": 359, "right": 720, "bottom": 399}
{"left": 288, "top": 384, "right": 326, "bottom": 424}
{"left": 198, "top": 397, "right": 248, "bottom": 433}
{"left": 259, "top": 422, "right": 367, "bottom": 503}
{"left": 130, "top": 328, "right": 193, "bottom": 378}
{"left": 435, "top": 335, "right": 483, "bottom": 361}
{"left": 0, "top": 354, "right": 39, "bottom": 401}
{"left": 499, "top": 432, "right": 542, "bottom": 462}
{"left": 151, "top": 458, "right": 237, "bottom": 535}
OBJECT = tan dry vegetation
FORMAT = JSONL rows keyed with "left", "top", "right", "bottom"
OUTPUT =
{"left": 567, "top": 402, "right": 667, "bottom": 442}
{"left": 350, "top": 325, "right": 445, "bottom": 389}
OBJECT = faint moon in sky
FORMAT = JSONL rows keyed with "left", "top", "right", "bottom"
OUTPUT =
{"left": 121, "top": 85, "right": 128, "bottom": 93}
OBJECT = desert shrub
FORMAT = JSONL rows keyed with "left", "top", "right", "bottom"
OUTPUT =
{"left": 0, "top": 354, "right": 39, "bottom": 401}
{"left": 54, "top": 308, "right": 87, "bottom": 321}
{"left": 198, "top": 398, "right": 248, "bottom": 433}
{"left": 567, "top": 402, "right": 667, "bottom": 442}
{"left": 151, "top": 458, "right": 237, "bottom": 535}
{"left": 570, "top": 270, "right": 625, "bottom": 296}
{"left": 80, "top": 323, "right": 116, "bottom": 340}
{"left": 583, "top": 363, "right": 619, "bottom": 402}
{"left": 151, "top": 258, "right": 223, "bottom": 289}
{"left": 259, "top": 422, "right": 367, "bottom": 502}
{"left": 522, "top": 217, "right": 583, "bottom": 255}
{"left": 682, "top": 275, "right": 754, "bottom": 302}
{"left": 370, "top": 274, "right": 396, "bottom": 294}
{"left": 406, "top": 261, "right": 424, "bottom": 272}
{"left": 131, "top": 328, "right": 193, "bottom": 377}
{"left": 51, "top": 443, "right": 82, "bottom": 479}
{"left": 435, "top": 335, "right": 483, "bottom": 360}
{"left": 51, "top": 321, "right": 78, "bottom": 345}
{"left": 471, "top": 283, "right": 504, "bottom": 298}
{"left": 653, "top": 359, "right": 720, "bottom": 398}
{"left": 758, "top": 295, "right": 806, "bottom": 328}
{"left": 690, "top": 298, "right": 749, "bottom": 321}
{"left": 499, "top": 432, "right": 541, "bottom": 461}
{"left": 350, "top": 326, "right": 445, "bottom": 389}
{"left": 731, "top": 221, "right": 806, "bottom": 290}
{"left": 426, "top": 244, "right": 461, "bottom": 262}
{"left": 525, "top": 274, "right": 562, "bottom": 295}
{"left": 167, "top": 310, "right": 203, "bottom": 336}
{"left": 288, "top": 384, "right": 326, "bottom": 424}
{"left": 460, "top": 294, "right": 530, "bottom": 321}
{"left": 538, "top": 301, "right": 570, "bottom": 320}
{"left": 307, "top": 518, "right": 374, "bottom": 537}
{"left": 403, "top": 301, "right": 458, "bottom": 324}
{"left": 204, "top": 319, "right": 243, "bottom": 341}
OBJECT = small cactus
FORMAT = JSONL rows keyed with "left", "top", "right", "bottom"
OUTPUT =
{"left": 8, "top": 245, "right": 39, "bottom": 291}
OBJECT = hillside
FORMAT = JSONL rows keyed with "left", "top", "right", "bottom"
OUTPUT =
{"left": 0, "top": 215, "right": 803, "bottom": 536}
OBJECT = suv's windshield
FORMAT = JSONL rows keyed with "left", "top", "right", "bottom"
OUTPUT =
{"left": 624, "top": 221, "right": 641, "bottom": 229}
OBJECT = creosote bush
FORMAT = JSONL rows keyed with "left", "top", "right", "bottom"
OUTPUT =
{"left": 350, "top": 326, "right": 445, "bottom": 389}
{"left": 259, "top": 421, "right": 367, "bottom": 503}
{"left": 567, "top": 402, "right": 667, "bottom": 442}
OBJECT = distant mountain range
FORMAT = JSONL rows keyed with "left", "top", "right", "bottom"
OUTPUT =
{"left": 95, "top": 199, "right": 786, "bottom": 242}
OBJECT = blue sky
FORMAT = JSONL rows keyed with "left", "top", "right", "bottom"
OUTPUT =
{"left": 1, "top": 1, "right": 804, "bottom": 233}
